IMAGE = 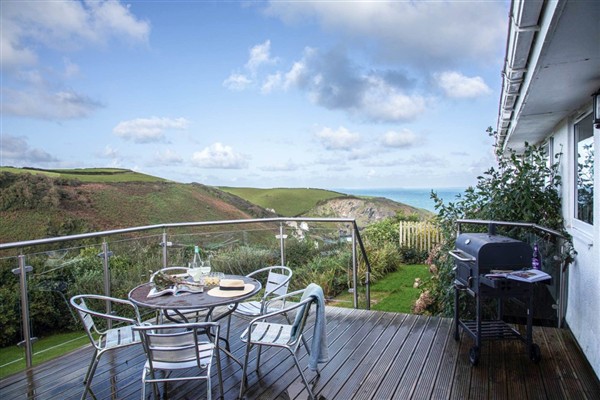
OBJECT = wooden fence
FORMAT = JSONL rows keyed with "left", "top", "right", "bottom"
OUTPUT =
{"left": 398, "top": 221, "right": 442, "bottom": 252}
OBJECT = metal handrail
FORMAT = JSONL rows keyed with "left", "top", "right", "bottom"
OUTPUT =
{"left": 1, "top": 217, "right": 372, "bottom": 369}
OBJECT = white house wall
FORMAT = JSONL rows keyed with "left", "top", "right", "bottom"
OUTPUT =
{"left": 545, "top": 112, "right": 600, "bottom": 379}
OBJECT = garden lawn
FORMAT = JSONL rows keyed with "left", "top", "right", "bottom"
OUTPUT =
{"left": 330, "top": 264, "right": 430, "bottom": 314}
{"left": 0, "top": 332, "right": 89, "bottom": 379}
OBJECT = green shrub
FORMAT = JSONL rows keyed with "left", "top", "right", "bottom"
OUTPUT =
{"left": 211, "top": 245, "right": 278, "bottom": 276}
{"left": 293, "top": 252, "right": 350, "bottom": 297}
{"left": 360, "top": 241, "right": 402, "bottom": 283}
{"left": 421, "top": 131, "right": 575, "bottom": 317}
{"left": 398, "top": 246, "right": 428, "bottom": 264}
{"left": 284, "top": 237, "right": 320, "bottom": 268}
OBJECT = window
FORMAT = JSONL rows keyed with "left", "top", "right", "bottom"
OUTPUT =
{"left": 574, "top": 113, "right": 594, "bottom": 225}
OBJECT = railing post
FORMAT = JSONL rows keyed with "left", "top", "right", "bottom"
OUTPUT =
{"left": 98, "top": 241, "right": 113, "bottom": 327}
{"left": 558, "top": 239, "right": 568, "bottom": 328}
{"left": 352, "top": 227, "right": 358, "bottom": 309}
{"left": 13, "top": 255, "right": 35, "bottom": 368}
{"left": 162, "top": 231, "right": 168, "bottom": 268}
{"left": 278, "top": 223, "right": 286, "bottom": 266}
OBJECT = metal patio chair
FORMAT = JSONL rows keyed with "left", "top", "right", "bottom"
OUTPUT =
{"left": 133, "top": 322, "right": 223, "bottom": 400}
{"left": 70, "top": 294, "right": 142, "bottom": 400}
{"left": 226, "top": 265, "right": 292, "bottom": 343}
{"left": 238, "top": 287, "right": 320, "bottom": 400}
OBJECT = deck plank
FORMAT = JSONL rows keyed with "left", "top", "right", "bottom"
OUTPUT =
{"left": 1, "top": 307, "right": 599, "bottom": 400}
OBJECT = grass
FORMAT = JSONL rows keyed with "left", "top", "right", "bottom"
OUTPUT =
{"left": 330, "top": 264, "right": 430, "bottom": 313}
{"left": 219, "top": 187, "right": 345, "bottom": 217}
{"left": 0, "top": 167, "right": 167, "bottom": 183}
{"left": 0, "top": 331, "right": 89, "bottom": 379}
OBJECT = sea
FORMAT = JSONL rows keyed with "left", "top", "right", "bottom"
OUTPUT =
{"left": 332, "top": 187, "right": 465, "bottom": 213}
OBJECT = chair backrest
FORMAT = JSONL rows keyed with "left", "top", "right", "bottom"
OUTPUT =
{"left": 248, "top": 266, "right": 292, "bottom": 299}
{"left": 134, "top": 322, "right": 218, "bottom": 369}
{"left": 70, "top": 294, "right": 140, "bottom": 348}
{"left": 71, "top": 296, "right": 97, "bottom": 341}
{"left": 265, "top": 267, "right": 292, "bottom": 297}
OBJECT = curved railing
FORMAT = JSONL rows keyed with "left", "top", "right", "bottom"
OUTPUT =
{"left": 0, "top": 217, "right": 372, "bottom": 369}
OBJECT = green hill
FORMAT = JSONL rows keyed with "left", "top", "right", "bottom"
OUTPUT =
{"left": 0, "top": 168, "right": 274, "bottom": 243}
{"left": 1, "top": 167, "right": 432, "bottom": 244}
{"left": 0, "top": 167, "right": 168, "bottom": 182}
{"left": 219, "top": 187, "right": 345, "bottom": 217}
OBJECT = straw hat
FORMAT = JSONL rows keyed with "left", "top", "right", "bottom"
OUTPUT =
{"left": 207, "top": 279, "right": 255, "bottom": 298}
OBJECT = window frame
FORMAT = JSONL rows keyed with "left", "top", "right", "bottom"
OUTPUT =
{"left": 572, "top": 111, "right": 594, "bottom": 232}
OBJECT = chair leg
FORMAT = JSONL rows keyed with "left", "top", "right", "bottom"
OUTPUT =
{"left": 256, "top": 344, "right": 262, "bottom": 370}
{"left": 81, "top": 351, "right": 102, "bottom": 400}
{"left": 207, "top": 371, "right": 212, "bottom": 400}
{"left": 215, "top": 344, "right": 223, "bottom": 400}
{"left": 239, "top": 342, "right": 253, "bottom": 399}
{"left": 82, "top": 349, "right": 98, "bottom": 385}
{"left": 226, "top": 314, "right": 232, "bottom": 348}
{"left": 291, "top": 352, "right": 315, "bottom": 400}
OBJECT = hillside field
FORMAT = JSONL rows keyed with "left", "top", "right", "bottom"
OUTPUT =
{"left": 219, "top": 186, "right": 347, "bottom": 217}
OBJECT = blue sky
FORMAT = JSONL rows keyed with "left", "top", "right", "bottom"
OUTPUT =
{"left": 1, "top": 0, "right": 509, "bottom": 189}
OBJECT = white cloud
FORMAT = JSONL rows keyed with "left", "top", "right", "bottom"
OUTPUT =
{"left": 154, "top": 149, "right": 184, "bottom": 165}
{"left": 1, "top": 88, "right": 103, "bottom": 120}
{"left": 278, "top": 47, "right": 426, "bottom": 122}
{"left": 0, "top": 134, "right": 58, "bottom": 164}
{"left": 1, "top": 1, "right": 149, "bottom": 121}
{"left": 261, "top": 72, "right": 283, "bottom": 94}
{"left": 435, "top": 71, "right": 492, "bottom": 98}
{"left": 260, "top": 159, "right": 301, "bottom": 172}
{"left": 223, "top": 73, "right": 252, "bottom": 91}
{"left": 100, "top": 145, "right": 119, "bottom": 159}
{"left": 225, "top": 40, "right": 278, "bottom": 91}
{"left": 192, "top": 143, "right": 249, "bottom": 169}
{"left": 245, "top": 40, "right": 278, "bottom": 73}
{"left": 1, "top": 0, "right": 150, "bottom": 69}
{"left": 264, "top": 1, "right": 506, "bottom": 66}
{"left": 380, "top": 129, "right": 419, "bottom": 148}
{"left": 63, "top": 58, "right": 81, "bottom": 78}
{"left": 113, "top": 117, "right": 190, "bottom": 143}
{"left": 360, "top": 76, "right": 426, "bottom": 122}
{"left": 316, "top": 127, "right": 360, "bottom": 150}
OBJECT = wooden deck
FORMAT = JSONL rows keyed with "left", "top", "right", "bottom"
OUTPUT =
{"left": 1, "top": 306, "right": 599, "bottom": 399}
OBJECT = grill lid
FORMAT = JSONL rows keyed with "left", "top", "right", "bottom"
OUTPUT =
{"left": 455, "top": 233, "right": 532, "bottom": 269}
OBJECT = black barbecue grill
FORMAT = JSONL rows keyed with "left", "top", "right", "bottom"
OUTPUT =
{"left": 450, "top": 227, "right": 542, "bottom": 365}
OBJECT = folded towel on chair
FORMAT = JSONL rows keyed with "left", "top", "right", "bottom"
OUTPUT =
{"left": 296, "top": 283, "right": 329, "bottom": 371}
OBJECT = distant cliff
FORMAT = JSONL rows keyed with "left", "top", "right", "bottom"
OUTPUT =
{"left": 303, "top": 196, "right": 431, "bottom": 227}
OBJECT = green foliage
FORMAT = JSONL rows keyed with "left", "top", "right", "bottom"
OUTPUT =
{"left": 362, "top": 213, "right": 431, "bottom": 268}
{"left": 212, "top": 245, "right": 278, "bottom": 276}
{"left": 398, "top": 246, "right": 428, "bottom": 265}
{"left": 293, "top": 252, "right": 350, "bottom": 297}
{"left": 0, "top": 172, "right": 70, "bottom": 211}
{"left": 0, "top": 167, "right": 167, "bottom": 183}
{"left": 363, "top": 217, "right": 400, "bottom": 246}
{"left": 284, "top": 237, "right": 322, "bottom": 269}
{"left": 423, "top": 129, "right": 575, "bottom": 317}
{"left": 360, "top": 241, "right": 403, "bottom": 283}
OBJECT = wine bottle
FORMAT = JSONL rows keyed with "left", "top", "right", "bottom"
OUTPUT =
{"left": 532, "top": 243, "right": 541, "bottom": 270}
